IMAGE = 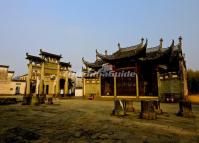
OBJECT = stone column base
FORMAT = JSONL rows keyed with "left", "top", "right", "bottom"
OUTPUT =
{"left": 112, "top": 99, "right": 126, "bottom": 116}
{"left": 177, "top": 100, "right": 194, "bottom": 117}
{"left": 140, "top": 100, "right": 157, "bottom": 120}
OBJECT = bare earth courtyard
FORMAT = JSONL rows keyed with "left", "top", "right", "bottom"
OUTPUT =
{"left": 0, "top": 99, "right": 199, "bottom": 143}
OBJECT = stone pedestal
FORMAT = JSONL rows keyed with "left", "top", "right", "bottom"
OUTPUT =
{"left": 140, "top": 100, "right": 157, "bottom": 120}
{"left": 124, "top": 100, "right": 135, "bottom": 112}
{"left": 31, "top": 95, "right": 40, "bottom": 106}
{"left": 112, "top": 99, "right": 126, "bottom": 116}
{"left": 47, "top": 97, "right": 53, "bottom": 104}
{"left": 154, "top": 100, "right": 162, "bottom": 114}
{"left": 22, "top": 95, "right": 32, "bottom": 105}
{"left": 177, "top": 100, "right": 193, "bottom": 117}
{"left": 39, "top": 95, "right": 45, "bottom": 104}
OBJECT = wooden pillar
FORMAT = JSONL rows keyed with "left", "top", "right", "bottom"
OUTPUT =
{"left": 156, "top": 71, "right": 160, "bottom": 97}
{"left": 56, "top": 64, "right": 60, "bottom": 95}
{"left": 180, "top": 61, "right": 188, "bottom": 98}
{"left": 26, "top": 62, "right": 32, "bottom": 95}
{"left": 178, "top": 37, "right": 188, "bottom": 99}
{"left": 136, "top": 73, "right": 139, "bottom": 98}
{"left": 39, "top": 62, "right": 44, "bottom": 95}
{"left": 114, "top": 76, "right": 117, "bottom": 99}
{"left": 64, "top": 71, "right": 69, "bottom": 95}
{"left": 112, "top": 99, "right": 126, "bottom": 116}
{"left": 35, "top": 76, "right": 40, "bottom": 94}
{"left": 112, "top": 76, "right": 126, "bottom": 116}
{"left": 156, "top": 71, "right": 161, "bottom": 99}
{"left": 44, "top": 84, "right": 46, "bottom": 94}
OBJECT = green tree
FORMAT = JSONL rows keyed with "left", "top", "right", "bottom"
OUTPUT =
{"left": 187, "top": 69, "right": 199, "bottom": 94}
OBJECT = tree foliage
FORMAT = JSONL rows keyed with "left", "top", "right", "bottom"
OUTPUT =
{"left": 187, "top": 69, "right": 199, "bottom": 94}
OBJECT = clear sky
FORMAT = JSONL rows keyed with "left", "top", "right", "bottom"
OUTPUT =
{"left": 0, "top": 0, "right": 198, "bottom": 76}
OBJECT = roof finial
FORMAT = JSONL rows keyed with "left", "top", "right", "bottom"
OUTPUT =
{"left": 178, "top": 36, "right": 182, "bottom": 51}
{"left": 105, "top": 50, "right": 107, "bottom": 55}
{"left": 141, "top": 37, "right": 144, "bottom": 43}
{"left": 160, "top": 38, "right": 163, "bottom": 51}
{"left": 179, "top": 36, "right": 182, "bottom": 45}
{"left": 118, "top": 43, "right": 121, "bottom": 49}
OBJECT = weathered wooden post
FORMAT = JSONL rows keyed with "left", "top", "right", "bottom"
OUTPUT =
{"left": 140, "top": 100, "right": 157, "bottom": 119}
{"left": 125, "top": 100, "right": 135, "bottom": 112}
{"left": 154, "top": 100, "right": 162, "bottom": 114}
{"left": 176, "top": 37, "right": 193, "bottom": 117}
{"left": 22, "top": 57, "right": 32, "bottom": 105}
{"left": 177, "top": 100, "right": 193, "bottom": 117}
{"left": 112, "top": 99, "right": 126, "bottom": 116}
{"left": 112, "top": 76, "right": 126, "bottom": 116}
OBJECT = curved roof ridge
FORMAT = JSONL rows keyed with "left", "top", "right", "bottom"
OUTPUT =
{"left": 39, "top": 49, "right": 62, "bottom": 59}
{"left": 119, "top": 42, "right": 143, "bottom": 52}
{"left": 26, "top": 53, "right": 44, "bottom": 61}
{"left": 96, "top": 39, "right": 147, "bottom": 61}
{"left": 82, "top": 57, "right": 104, "bottom": 69}
{"left": 146, "top": 45, "right": 160, "bottom": 53}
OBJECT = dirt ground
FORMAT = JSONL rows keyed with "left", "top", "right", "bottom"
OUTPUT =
{"left": 0, "top": 99, "right": 199, "bottom": 143}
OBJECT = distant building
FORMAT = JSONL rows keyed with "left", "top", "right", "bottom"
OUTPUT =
{"left": 74, "top": 77, "right": 83, "bottom": 97}
{"left": 25, "top": 49, "right": 74, "bottom": 96}
{"left": 82, "top": 37, "right": 188, "bottom": 101}
{"left": 0, "top": 65, "right": 26, "bottom": 95}
{"left": 75, "top": 77, "right": 83, "bottom": 89}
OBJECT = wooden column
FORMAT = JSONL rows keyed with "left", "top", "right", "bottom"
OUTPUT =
{"left": 135, "top": 73, "right": 139, "bottom": 98}
{"left": 180, "top": 61, "right": 188, "bottom": 98}
{"left": 35, "top": 76, "right": 40, "bottom": 94}
{"left": 156, "top": 71, "right": 160, "bottom": 97}
{"left": 112, "top": 75, "right": 126, "bottom": 116}
{"left": 39, "top": 62, "right": 44, "bottom": 95}
{"left": 26, "top": 62, "right": 32, "bottom": 95}
{"left": 64, "top": 71, "right": 69, "bottom": 95}
{"left": 56, "top": 64, "right": 60, "bottom": 95}
{"left": 114, "top": 76, "right": 117, "bottom": 99}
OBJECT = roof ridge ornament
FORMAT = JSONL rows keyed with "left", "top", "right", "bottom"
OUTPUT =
{"left": 118, "top": 43, "right": 121, "bottom": 50}
{"left": 141, "top": 37, "right": 144, "bottom": 44}
{"left": 171, "top": 39, "right": 175, "bottom": 52}
{"left": 143, "top": 38, "right": 148, "bottom": 49}
{"left": 159, "top": 38, "right": 163, "bottom": 51}
{"left": 82, "top": 57, "right": 85, "bottom": 62}
{"left": 178, "top": 36, "right": 182, "bottom": 47}
{"left": 105, "top": 50, "right": 108, "bottom": 55}
{"left": 171, "top": 39, "right": 175, "bottom": 47}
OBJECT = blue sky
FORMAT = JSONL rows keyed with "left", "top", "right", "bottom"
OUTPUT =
{"left": 0, "top": 0, "right": 199, "bottom": 75}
